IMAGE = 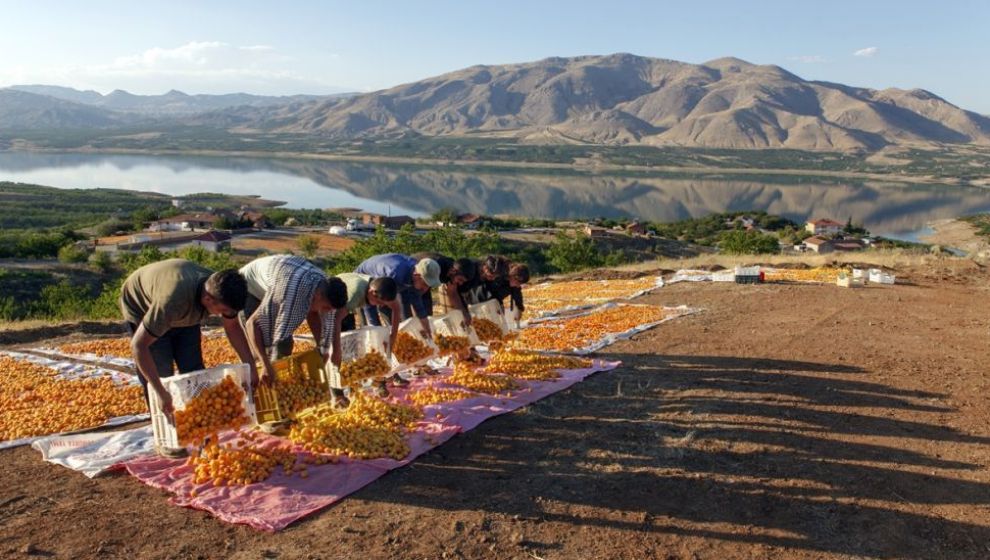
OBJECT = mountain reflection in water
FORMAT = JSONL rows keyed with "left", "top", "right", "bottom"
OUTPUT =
{"left": 2, "top": 151, "right": 989, "bottom": 240}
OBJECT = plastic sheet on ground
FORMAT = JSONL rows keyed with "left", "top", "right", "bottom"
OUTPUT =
{"left": 32, "top": 426, "right": 154, "bottom": 477}
{"left": 521, "top": 276, "right": 664, "bottom": 323}
{"left": 122, "top": 360, "right": 618, "bottom": 532}
{"left": 0, "top": 351, "right": 149, "bottom": 450}
{"left": 516, "top": 304, "right": 701, "bottom": 355}
{"left": 30, "top": 347, "right": 136, "bottom": 370}
{"left": 667, "top": 269, "right": 715, "bottom": 283}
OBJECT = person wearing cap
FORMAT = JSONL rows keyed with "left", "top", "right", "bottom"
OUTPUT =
{"left": 411, "top": 252, "right": 477, "bottom": 321}
{"left": 354, "top": 253, "right": 441, "bottom": 395}
{"left": 239, "top": 254, "right": 348, "bottom": 386}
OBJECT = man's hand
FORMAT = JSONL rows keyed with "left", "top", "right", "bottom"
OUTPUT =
{"left": 258, "top": 362, "right": 276, "bottom": 387}
{"left": 156, "top": 388, "right": 175, "bottom": 423}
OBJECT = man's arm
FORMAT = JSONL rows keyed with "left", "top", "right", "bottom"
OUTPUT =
{"left": 306, "top": 310, "right": 323, "bottom": 345}
{"left": 222, "top": 314, "right": 260, "bottom": 387}
{"left": 331, "top": 311, "right": 345, "bottom": 367}
{"left": 407, "top": 291, "right": 433, "bottom": 338}
{"left": 387, "top": 300, "right": 402, "bottom": 350}
{"left": 443, "top": 284, "right": 471, "bottom": 326}
{"left": 129, "top": 324, "right": 171, "bottom": 418}
{"left": 245, "top": 313, "right": 275, "bottom": 386}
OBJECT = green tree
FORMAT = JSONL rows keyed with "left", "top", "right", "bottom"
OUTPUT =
{"left": 719, "top": 230, "right": 780, "bottom": 255}
{"left": 297, "top": 235, "right": 321, "bottom": 259}
{"left": 546, "top": 232, "right": 604, "bottom": 273}
{"left": 89, "top": 251, "right": 113, "bottom": 273}
{"left": 430, "top": 207, "right": 460, "bottom": 225}
{"left": 57, "top": 244, "right": 90, "bottom": 264}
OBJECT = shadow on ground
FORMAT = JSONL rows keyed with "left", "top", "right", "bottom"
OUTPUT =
{"left": 345, "top": 354, "right": 990, "bottom": 558}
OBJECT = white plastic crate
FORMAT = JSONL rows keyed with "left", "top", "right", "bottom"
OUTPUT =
{"left": 148, "top": 363, "right": 256, "bottom": 451}
{"left": 327, "top": 326, "right": 391, "bottom": 387}
{"left": 391, "top": 317, "right": 438, "bottom": 368}
{"left": 868, "top": 268, "right": 896, "bottom": 285}
{"left": 430, "top": 309, "right": 481, "bottom": 346}
{"left": 836, "top": 273, "right": 863, "bottom": 288}
{"left": 468, "top": 300, "right": 510, "bottom": 337}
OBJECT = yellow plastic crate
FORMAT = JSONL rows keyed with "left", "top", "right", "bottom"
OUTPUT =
{"left": 253, "top": 349, "right": 329, "bottom": 424}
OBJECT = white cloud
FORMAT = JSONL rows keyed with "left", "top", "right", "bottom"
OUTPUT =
{"left": 0, "top": 41, "right": 349, "bottom": 95}
{"left": 854, "top": 47, "right": 878, "bottom": 58}
{"left": 787, "top": 55, "right": 828, "bottom": 64}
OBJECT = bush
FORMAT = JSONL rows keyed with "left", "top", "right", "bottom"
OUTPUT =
{"left": 89, "top": 251, "right": 113, "bottom": 273}
{"left": 718, "top": 230, "right": 781, "bottom": 255}
{"left": 297, "top": 235, "right": 321, "bottom": 259}
{"left": 546, "top": 232, "right": 604, "bottom": 273}
{"left": 0, "top": 230, "right": 80, "bottom": 259}
{"left": 57, "top": 244, "right": 90, "bottom": 264}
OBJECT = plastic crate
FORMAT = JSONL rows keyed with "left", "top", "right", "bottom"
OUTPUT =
{"left": 468, "top": 300, "right": 510, "bottom": 338}
{"left": 253, "top": 350, "right": 328, "bottom": 423}
{"left": 431, "top": 309, "right": 481, "bottom": 346}
{"left": 868, "top": 268, "right": 896, "bottom": 285}
{"left": 327, "top": 326, "right": 391, "bottom": 388}
{"left": 391, "top": 317, "right": 438, "bottom": 368}
{"left": 148, "top": 363, "right": 256, "bottom": 451}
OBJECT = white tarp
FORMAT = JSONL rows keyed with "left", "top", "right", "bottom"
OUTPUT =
{"left": 31, "top": 426, "right": 154, "bottom": 477}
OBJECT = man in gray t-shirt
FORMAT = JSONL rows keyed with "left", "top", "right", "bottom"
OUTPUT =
{"left": 120, "top": 259, "right": 255, "bottom": 421}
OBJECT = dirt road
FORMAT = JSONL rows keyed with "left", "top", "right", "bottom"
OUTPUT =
{"left": 2, "top": 262, "right": 989, "bottom": 559}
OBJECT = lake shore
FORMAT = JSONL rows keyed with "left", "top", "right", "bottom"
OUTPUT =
{"left": 920, "top": 218, "right": 990, "bottom": 257}
{"left": 12, "top": 145, "right": 979, "bottom": 187}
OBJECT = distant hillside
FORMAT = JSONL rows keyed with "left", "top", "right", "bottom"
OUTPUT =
{"left": 6, "top": 85, "right": 356, "bottom": 116}
{"left": 201, "top": 53, "right": 990, "bottom": 151}
{"left": 0, "top": 90, "right": 132, "bottom": 129}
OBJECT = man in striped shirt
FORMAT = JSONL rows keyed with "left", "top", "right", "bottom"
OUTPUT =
{"left": 240, "top": 255, "right": 348, "bottom": 384}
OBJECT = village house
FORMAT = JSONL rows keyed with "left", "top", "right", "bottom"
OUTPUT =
{"left": 147, "top": 213, "right": 218, "bottom": 232}
{"left": 803, "top": 235, "right": 834, "bottom": 254}
{"left": 189, "top": 230, "right": 232, "bottom": 252}
{"left": 457, "top": 213, "right": 484, "bottom": 229}
{"left": 238, "top": 210, "right": 271, "bottom": 229}
{"left": 805, "top": 218, "right": 844, "bottom": 236}
{"left": 625, "top": 221, "right": 647, "bottom": 235}
{"left": 584, "top": 224, "right": 608, "bottom": 238}
{"left": 832, "top": 238, "right": 866, "bottom": 252}
{"left": 362, "top": 213, "right": 416, "bottom": 229}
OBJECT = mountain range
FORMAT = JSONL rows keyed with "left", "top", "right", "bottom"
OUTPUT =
{"left": 3, "top": 54, "right": 989, "bottom": 151}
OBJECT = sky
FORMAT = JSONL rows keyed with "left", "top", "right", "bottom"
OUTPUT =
{"left": 1, "top": 0, "right": 988, "bottom": 113}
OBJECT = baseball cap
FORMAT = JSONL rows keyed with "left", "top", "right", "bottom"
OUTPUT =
{"left": 414, "top": 258, "right": 441, "bottom": 288}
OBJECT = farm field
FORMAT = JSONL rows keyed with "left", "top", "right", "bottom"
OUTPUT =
{"left": 1, "top": 261, "right": 989, "bottom": 559}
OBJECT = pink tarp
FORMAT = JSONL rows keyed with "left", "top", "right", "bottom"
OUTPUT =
{"left": 124, "top": 360, "right": 619, "bottom": 531}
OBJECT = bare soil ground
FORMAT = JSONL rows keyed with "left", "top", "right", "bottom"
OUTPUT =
{"left": 230, "top": 230, "right": 356, "bottom": 259}
{"left": 2, "top": 262, "right": 990, "bottom": 559}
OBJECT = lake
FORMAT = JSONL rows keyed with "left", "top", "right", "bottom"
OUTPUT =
{"left": 2, "top": 151, "right": 990, "bottom": 240}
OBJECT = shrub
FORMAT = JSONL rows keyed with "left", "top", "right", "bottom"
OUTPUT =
{"left": 57, "top": 244, "right": 90, "bottom": 264}
{"left": 546, "top": 232, "right": 604, "bottom": 273}
{"left": 718, "top": 230, "right": 780, "bottom": 255}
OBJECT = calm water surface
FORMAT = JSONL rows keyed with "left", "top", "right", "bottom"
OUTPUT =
{"left": 2, "top": 151, "right": 990, "bottom": 240}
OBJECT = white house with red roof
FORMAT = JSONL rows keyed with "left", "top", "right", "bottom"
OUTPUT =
{"left": 805, "top": 218, "right": 844, "bottom": 236}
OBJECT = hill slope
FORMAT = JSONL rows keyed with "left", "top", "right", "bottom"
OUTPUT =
{"left": 7, "top": 85, "right": 353, "bottom": 116}
{"left": 218, "top": 53, "right": 990, "bottom": 151}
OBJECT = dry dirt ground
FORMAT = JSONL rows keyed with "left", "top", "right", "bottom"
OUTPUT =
{"left": 2, "top": 262, "right": 990, "bottom": 559}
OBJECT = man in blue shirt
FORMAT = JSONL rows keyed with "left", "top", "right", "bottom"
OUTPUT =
{"left": 355, "top": 253, "right": 440, "bottom": 338}
{"left": 354, "top": 253, "right": 440, "bottom": 396}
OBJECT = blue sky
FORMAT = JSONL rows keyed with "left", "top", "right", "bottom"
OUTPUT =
{"left": 2, "top": 0, "right": 987, "bottom": 113}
